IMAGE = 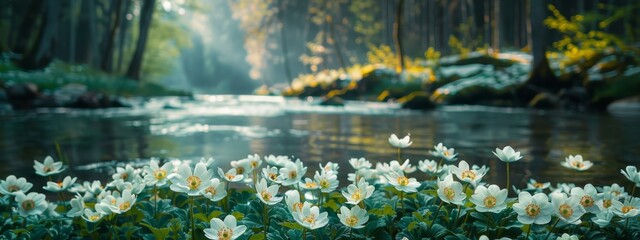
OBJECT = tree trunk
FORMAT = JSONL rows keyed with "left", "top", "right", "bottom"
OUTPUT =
{"left": 18, "top": 0, "right": 60, "bottom": 69}
{"left": 526, "top": 0, "right": 558, "bottom": 94}
{"left": 126, "top": 0, "right": 156, "bottom": 81}
{"left": 116, "top": 0, "right": 132, "bottom": 72}
{"left": 327, "top": 15, "right": 346, "bottom": 71}
{"left": 393, "top": 0, "right": 405, "bottom": 72}
{"left": 12, "top": 0, "right": 41, "bottom": 55}
{"left": 492, "top": 0, "right": 500, "bottom": 53}
{"left": 278, "top": 0, "right": 293, "bottom": 86}
{"left": 76, "top": 0, "right": 97, "bottom": 66}
{"left": 101, "top": 0, "right": 123, "bottom": 72}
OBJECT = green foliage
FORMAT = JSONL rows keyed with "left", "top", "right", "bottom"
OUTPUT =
{"left": 349, "top": 0, "right": 383, "bottom": 45}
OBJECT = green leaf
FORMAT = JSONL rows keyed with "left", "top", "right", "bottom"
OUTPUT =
{"left": 249, "top": 233, "right": 266, "bottom": 240}
{"left": 369, "top": 204, "right": 396, "bottom": 217}
{"left": 141, "top": 223, "right": 171, "bottom": 240}
{"left": 280, "top": 221, "right": 303, "bottom": 230}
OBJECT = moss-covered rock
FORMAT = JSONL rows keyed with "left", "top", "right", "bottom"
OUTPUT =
{"left": 398, "top": 91, "right": 435, "bottom": 110}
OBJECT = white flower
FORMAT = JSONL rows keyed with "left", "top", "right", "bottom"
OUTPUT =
{"left": 199, "top": 157, "right": 216, "bottom": 169}
{"left": 14, "top": 192, "right": 48, "bottom": 217}
{"left": 279, "top": 159, "right": 307, "bottom": 186}
{"left": 550, "top": 192, "right": 586, "bottom": 224}
{"left": 560, "top": 155, "right": 593, "bottom": 171}
{"left": 602, "top": 183, "right": 627, "bottom": 199}
{"left": 67, "top": 194, "right": 85, "bottom": 217}
{"left": 169, "top": 162, "right": 212, "bottom": 196}
{"left": 591, "top": 210, "right": 615, "bottom": 227}
{"left": 285, "top": 190, "right": 303, "bottom": 214}
{"left": 34, "top": 156, "right": 65, "bottom": 176}
{"left": 621, "top": 166, "right": 640, "bottom": 187}
{"left": 551, "top": 183, "right": 576, "bottom": 195}
{"left": 299, "top": 178, "right": 319, "bottom": 191}
{"left": 451, "top": 160, "right": 487, "bottom": 186}
{"left": 388, "top": 159, "right": 416, "bottom": 174}
{"left": 388, "top": 133, "right": 412, "bottom": 148}
{"left": 347, "top": 168, "right": 376, "bottom": 183}
{"left": 349, "top": 157, "right": 372, "bottom": 170}
{"left": 315, "top": 170, "right": 338, "bottom": 193}
{"left": 293, "top": 203, "right": 329, "bottom": 230}
{"left": 525, "top": 178, "right": 550, "bottom": 192}
{"left": 512, "top": 192, "right": 553, "bottom": 225}
{"left": 82, "top": 208, "right": 104, "bottom": 223}
{"left": 230, "top": 159, "right": 251, "bottom": 176}
{"left": 203, "top": 215, "right": 247, "bottom": 240}
{"left": 612, "top": 197, "right": 640, "bottom": 218}
{"left": 264, "top": 155, "right": 292, "bottom": 167}
{"left": 436, "top": 174, "right": 466, "bottom": 206}
{"left": 109, "top": 189, "right": 137, "bottom": 214}
{"left": 45, "top": 202, "right": 60, "bottom": 217}
{"left": 112, "top": 178, "right": 145, "bottom": 195}
{"left": 43, "top": 176, "right": 77, "bottom": 192}
{"left": 218, "top": 168, "right": 244, "bottom": 183}
{"left": 386, "top": 171, "right": 420, "bottom": 193}
{"left": 337, "top": 205, "right": 369, "bottom": 229}
{"left": 470, "top": 185, "right": 508, "bottom": 213}
{"left": 262, "top": 166, "right": 282, "bottom": 184}
{"left": 342, "top": 178, "right": 375, "bottom": 205}
{"left": 418, "top": 159, "right": 441, "bottom": 176}
{"left": 112, "top": 164, "right": 140, "bottom": 182}
{"left": 596, "top": 192, "right": 620, "bottom": 211}
{"left": 0, "top": 175, "right": 33, "bottom": 196}
{"left": 143, "top": 160, "right": 173, "bottom": 187}
{"left": 557, "top": 233, "right": 579, "bottom": 240}
{"left": 81, "top": 180, "right": 104, "bottom": 201}
{"left": 255, "top": 178, "right": 282, "bottom": 205}
{"left": 430, "top": 143, "right": 457, "bottom": 161}
{"left": 493, "top": 146, "right": 523, "bottom": 163}
{"left": 320, "top": 162, "right": 339, "bottom": 173}
{"left": 570, "top": 184, "right": 600, "bottom": 214}
{"left": 202, "top": 178, "right": 227, "bottom": 202}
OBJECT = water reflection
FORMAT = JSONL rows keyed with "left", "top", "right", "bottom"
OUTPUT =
{"left": 0, "top": 96, "right": 638, "bottom": 191}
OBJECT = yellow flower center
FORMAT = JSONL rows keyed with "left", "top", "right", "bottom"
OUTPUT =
{"left": 89, "top": 215, "right": 100, "bottom": 221}
{"left": 305, "top": 182, "right": 317, "bottom": 188}
{"left": 186, "top": 175, "right": 202, "bottom": 190}
{"left": 345, "top": 215, "right": 359, "bottom": 227}
{"left": 225, "top": 174, "right": 235, "bottom": 180}
{"left": 251, "top": 161, "right": 259, "bottom": 168}
{"left": 154, "top": 169, "right": 167, "bottom": 180}
{"left": 622, "top": 206, "right": 635, "bottom": 214}
{"left": 351, "top": 190, "right": 363, "bottom": 202}
{"left": 303, "top": 213, "right": 317, "bottom": 226}
{"left": 7, "top": 185, "right": 19, "bottom": 192}
{"left": 268, "top": 173, "right": 278, "bottom": 181}
{"left": 603, "top": 199, "right": 612, "bottom": 208}
{"left": 43, "top": 166, "right": 53, "bottom": 173}
{"left": 484, "top": 196, "right": 497, "bottom": 208}
{"left": 559, "top": 204, "right": 573, "bottom": 218}
{"left": 319, "top": 180, "right": 330, "bottom": 189}
{"left": 612, "top": 191, "right": 621, "bottom": 197}
{"left": 580, "top": 195, "right": 594, "bottom": 208}
{"left": 293, "top": 202, "right": 304, "bottom": 212}
{"left": 571, "top": 161, "right": 584, "bottom": 168}
{"left": 533, "top": 183, "right": 544, "bottom": 188}
{"left": 461, "top": 170, "right": 476, "bottom": 180}
{"left": 261, "top": 190, "right": 272, "bottom": 202}
{"left": 217, "top": 227, "right": 233, "bottom": 240}
{"left": 236, "top": 167, "right": 245, "bottom": 175}
{"left": 120, "top": 172, "right": 129, "bottom": 180}
{"left": 204, "top": 186, "right": 217, "bottom": 196}
{"left": 21, "top": 199, "right": 35, "bottom": 211}
{"left": 443, "top": 151, "right": 450, "bottom": 157}
{"left": 57, "top": 182, "right": 64, "bottom": 187}
{"left": 119, "top": 201, "right": 131, "bottom": 211}
{"left": 525, "top": 204, "right": 541, "bottom": 217}
{"left": 397, "top": 176, "right": 409, "bottom": 186}
{"left": 444, "top": 187, "right": 455, "bottom": 200}
{"left": 288, "top": 170, "right": 298, "bottom": 179}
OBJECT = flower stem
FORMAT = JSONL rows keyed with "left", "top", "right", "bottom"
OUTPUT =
{"left": 153, "top": 185, "right": 158, "bottom": 219}
{"left": 397, "top": 148, "right": 401, "bottom": 161}
{"left": 263, "top": 203, "right": 269, "bottom": 234}
{"left": 545, "top": 218, "right": 560, "bottom": 240}
{"left": 399, "top": 191, "right": 404, "bottom": 211}
{"left": 302, "top": 228, "right": 307, "bottom": 240}
{"left": 631, "top": 185, "right": 637, "bottom": 197}
{"left": 624, "top": 218, "right": 630, "bottom": 232}
{"left": 8, "top": 196, "right": 14, "bottom": 221}
{"left": 349, "top": 227, "right": 353, "bottom": 239}
{"left": 452, "top": 205, "right": 462, "bottom": 229}
{"left": 429, "top": 201, "right": 444, "bottom": 231}
{"left": 190, "top": 196, "right": 195, "bottom": 240}
{"left": 506, "top": 162, "right": 511, "bottom": 196}
{"left": 525, "top": 224, "right": 531, "bottom": 240}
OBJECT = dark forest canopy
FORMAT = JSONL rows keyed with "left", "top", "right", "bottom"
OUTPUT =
{"left": 0, "top": 0, "right": 639, "bottom": 101}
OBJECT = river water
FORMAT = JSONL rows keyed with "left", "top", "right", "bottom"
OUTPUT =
{"left": 1, "top": 95, "right": 639, "bottom": 190}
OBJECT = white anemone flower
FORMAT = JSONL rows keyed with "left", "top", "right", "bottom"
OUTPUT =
{"left": 299, "top": 178, "right": 319, "bottom": 191}
{"left": 293, "top": 202, "right": 329, "bottom": 230}
{"left": 342, "top": 178, "right": 375, "bottom": 205}
{"left": 349, "top": 157, "right": 372, "bottom": 170}
{"left": 199, "top": 157, "right": 216, "bottom": 169}
{"left": 112, "top": 164, "right": 140, "bottom": 182}
{"left": 255, "top": 178, "right": 282, "bottom": 205}
{"left": 557, "top": 233, "right": 579, "bottom": 240}
{"left": 512, "top": 192, "right": 553, "bottom": 225}
{"left": 279, "top": 159, "right": 307, "bottom": 186}
{"left": 14, "top": 191, "right": 48, "bottom": 217}
{"left": 436, "top": 174, "right": 466, "bottom": 206}
{"left": 262, "top": 166, "right": 283, "bottom": 184}
{"left": 245, "top": 154, "right": 262, "bottom": 171}
{"left": 337, "top": 205, "right": 369, "bottom": 229}
{"left": 525, "top": 178, "right": 551, "bottom": 192}
{"left": 202, "top": 178, "right": 227, "bottom": 202}
{"left": 43, "top": 176, "right": 77, "bottom": 192}
{"left": 560, "top": 155, "right": 593, "bottom": 171}
{"left": 591, "top": 210, "right": 615, "bottom": 228}
{"left": 218, "top": 168, "right": 244, "bottom": 183}
{"left": 596, "top": 192, "right": 620, "bottom": 211}
{"left": 470, "top": 185, "right": 508, "bottom": 213}
{"left": 112, "top": 178, "right": 145, "bottom": 195}
{"left": 550, "top": 192, "right": 586, "bottom": 224}
{"left": 45, "top": 202, "right": 60, "bottom": 217}
{"left": 67, "top": 194, "right": 85, "bottom": 217}
{"left": 264, "top": 155, "right": 292, "bottom": 167}
{"left": 285, "top": 190, "right": 303, "bottom": 214}
{"left": 347, "top": 168, "right": 377, "bottom": 183}
{"left": 551, "top": 183, "right": 576, "bottom": 195}
{"left": 315, "top": 170, "right": 338, "bottom": 193}
{"left": 0, "top": 175, "right": 33, "bottom": 196}
{"left": 451, "top": 160, "right": 487, "bottom": 186}
{"left": 388, "top": 133, "right": 412, "bottom": 148}
{"left": 230, "top": 159, "right": 251, "bottom": 176}
{"left": 621, "top": 166, "right": 640, "bottom": 187}
{"left": 493, "top": 146, "right": 523, "bottom": 163}
{"left": 169, "top": 162, "right": 212, "bottom": 196}
{"left": 612, "top": 197, "right": 640, "bottom": 218}
{"left": 320, "top": 162, "right": 339, "bottom": 173}
{"left": 418, "top": 159, "right": 441, "bottom": 176}
{"left": 388, "top": 159, "right": 417, "bottom": 174}
{"left": 82, "top": 208, "right": 105, "bottom": 223}
{"left": 602, "top": 183, "right": 627, "bottom": 199}
{"left": 570, "top": 184, "right": 600, "bottom": 214}
{"left": 143, "top": 159, "right": 173, "bottom": 187}
{"left": 81, "top": 180, "right": 104, "bottom": 201}
{"left": 34, "top": 156, "right": 66, "bottom": 176}
{"left": 386, "top": 171, "right": 420, "bottom": 193}
{"left": 203, "top": 215, "right": 247, "bottom": 240}
{"left": 430, "top": 143, "right": 458, "bottom": 161}
{"left": 110, "top": 189, "right": 137, "bottom": 214}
